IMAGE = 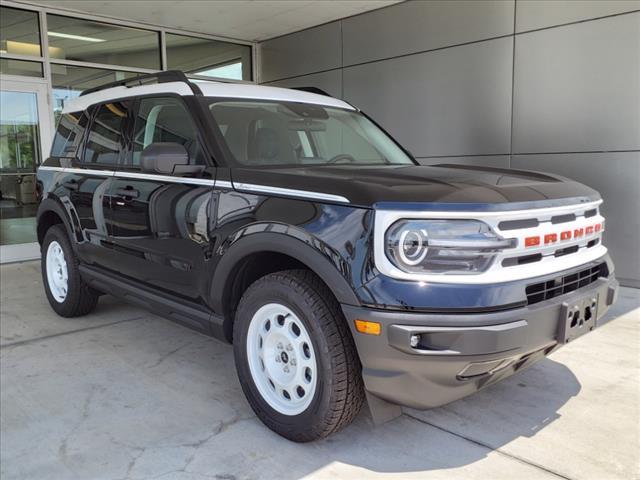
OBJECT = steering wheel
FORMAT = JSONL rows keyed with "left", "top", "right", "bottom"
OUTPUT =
{"left": 327, "top": 154, "right": 356, "bottom": 164}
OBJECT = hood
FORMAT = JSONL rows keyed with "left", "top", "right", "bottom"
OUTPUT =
{"left": 230, "top": 164, "right": 600, "bottom": 210}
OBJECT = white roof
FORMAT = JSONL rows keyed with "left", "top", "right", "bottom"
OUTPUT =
{"left": 62, "top": 80, "right": 355, "bottom": 114}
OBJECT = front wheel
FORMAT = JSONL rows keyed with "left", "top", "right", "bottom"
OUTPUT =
{"left": 41, "top": 225, "right": 99, "bottom": 317}
{"left": 233, "top": 270, "right": 364, "bottom": 442}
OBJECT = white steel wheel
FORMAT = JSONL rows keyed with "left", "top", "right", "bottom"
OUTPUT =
{"left": 246, "top": 303, "right": 317, "bottom": 416}
{"left": 45, "top": 240, "right": 68, "bottom": 303}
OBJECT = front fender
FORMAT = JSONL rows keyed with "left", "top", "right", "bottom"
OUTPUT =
{"left": 210, "top": 224, "right": 362, "bottom": 313}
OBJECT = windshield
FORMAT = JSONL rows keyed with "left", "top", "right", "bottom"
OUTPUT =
{"left": 206, "top": 99, "right": 415, "bottom": 167}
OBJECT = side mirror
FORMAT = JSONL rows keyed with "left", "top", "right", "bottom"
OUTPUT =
{"left": 140, "top": 143, "right": 203, "bottom": 176}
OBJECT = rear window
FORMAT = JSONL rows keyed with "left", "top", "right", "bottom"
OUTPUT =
{"left": 50, "top": 111, "right": 90, "bottom": 158}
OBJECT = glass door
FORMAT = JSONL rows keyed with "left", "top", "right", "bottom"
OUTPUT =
{"left": 0, "top": 79, "right": 52, "bottom": 262}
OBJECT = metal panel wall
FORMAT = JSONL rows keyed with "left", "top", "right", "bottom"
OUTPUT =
{"left": 258, "top": 1, "right": 640, "bottom": 285}
{"left": 513, "top": 13, "right": 640, "bottom": 154}
{"left": 343, "top": 37, "right": 513, "bottom": 157}
{"left": 259, "top": 22, "right": 341, "bottom": 83}
{"left": 342, "top": 0, "right": 514, "bottom": 66}
{"left": 516, "top": 0, "right": 640, "bottom": 32}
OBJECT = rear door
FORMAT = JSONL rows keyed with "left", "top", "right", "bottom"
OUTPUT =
{"left": 107, "top": 95, "right": 215, "bottom": 301}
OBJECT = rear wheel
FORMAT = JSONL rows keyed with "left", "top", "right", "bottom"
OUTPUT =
{"left": 233, "top": 269, "right": 364, "bottom": 442}
{"left": 41, "top": 225, "right": 99, "bottom": 317}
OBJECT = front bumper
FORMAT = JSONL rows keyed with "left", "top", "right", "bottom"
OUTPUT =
{"left": 342, "top": 275, "right": 619, "bottom": 410}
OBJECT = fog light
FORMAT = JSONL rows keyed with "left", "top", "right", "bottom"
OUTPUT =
{"left": 410, "top": 334, "right": 420, "bottom": 348}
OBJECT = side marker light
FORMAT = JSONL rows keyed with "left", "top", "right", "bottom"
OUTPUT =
{"left": 355, "top": 319, "right": 381, "bottom": 335}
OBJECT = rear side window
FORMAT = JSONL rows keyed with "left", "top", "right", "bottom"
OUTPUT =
{"left": 83, "top": 101, "right": 131, "bottom": 165}
{"left": 50, "top": 111, "right": 90, "bottom": 158}
{"left": 131, "top": 97, "right": 205, "bottom": 166}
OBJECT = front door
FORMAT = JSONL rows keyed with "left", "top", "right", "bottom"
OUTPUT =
{"left": 108, "top": 95, "right": 215, "bottom": 302}
{"left": 0, "top": 79, "right": 53, "bottom": 262}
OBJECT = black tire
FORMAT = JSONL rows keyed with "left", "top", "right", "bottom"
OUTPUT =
{"left": 41, "top": 224, "right": 99, "bottom": 317}
{"left": 233, "top": 269, "right": 365, "bottom": 442}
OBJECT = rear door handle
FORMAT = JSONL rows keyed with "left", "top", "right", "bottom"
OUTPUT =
{"left": 115, "top": 187, "right": 140, "bottom": 199}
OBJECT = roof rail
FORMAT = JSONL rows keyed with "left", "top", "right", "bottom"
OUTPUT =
{"left": 80, "top": 70, "right": 203, "bottom": 97}
{"left": 291, "top": 86, "right": 332, "bottom": 97}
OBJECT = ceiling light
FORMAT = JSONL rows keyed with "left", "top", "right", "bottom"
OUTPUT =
{"left": 48, "top": 31, "right": 105, "bottom": 43}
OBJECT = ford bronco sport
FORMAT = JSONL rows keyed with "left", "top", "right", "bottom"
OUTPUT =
{"left": 36, "top": 71, "right": 619, "bottom": 442}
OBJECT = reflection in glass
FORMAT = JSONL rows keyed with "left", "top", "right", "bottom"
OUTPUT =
{"left": 0, "top": 58, "right": 44, "bottom": 78}
{"left": 47, "top": 14, "right": 160, "bottom": 69}
{"left": 51, "top": 64, "right": 138, "bottom": 121}
{"left": 166, "top": 33, "right": 251, "bottom": 80}
{"left": 51, "top": 111, "right": 90, "bottom": 158}
{"left": 0, "top": 7, "right": 42, "bottom": 57}
{"left": 0, "top": 91, "right": 41, "bottom": 245}
{"left": 132, "top": 97, "right": 204, "bottom": 165}
{"left": 84, "top": 101, "right": 131, "bottom": 165}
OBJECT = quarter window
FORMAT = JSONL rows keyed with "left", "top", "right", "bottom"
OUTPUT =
{"left": 50, "top": 111, "right": 90, "bottom": 158}
{"left": 132, "top": 97, "right": 205, "bottom": 166}
{"left": 83, "top": 101, "right": 130, "bottom": 165}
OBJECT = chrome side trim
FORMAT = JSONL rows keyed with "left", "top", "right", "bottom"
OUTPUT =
{"left": 66, "top": 167, "right": 114, "bottom": 177}
{"left": 37, "top": 166, "right": 350, "bottom": 203}
{"left": 38, "top": 166, "right": 113, "bottom": 177}
{"left": 113, "top": 171, "right": 214, "bottom": 186}
{"left": 214, "top": 180, "right": 233, "bottom": 189}
{"left": 233, "top": 182, "right": 350, "bottom": 203}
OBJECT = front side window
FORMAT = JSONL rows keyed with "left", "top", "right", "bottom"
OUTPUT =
{"left": 51, "top": 111, "right": 90, "bottom": 158}
{"left": 207, "top": 99, "right": 414, "bottom": 167}
{"left": 83, "top": 101, "right": 130, "bottom": 165}
{"left": 131, "top": 97, "right": 205, "bottom": 166}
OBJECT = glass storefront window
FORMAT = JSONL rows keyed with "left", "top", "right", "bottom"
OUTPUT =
{"left": 0, "top": 91, "right": 41, "bottom": 171}
{"left": 0, "top": 7, "right": 42, "bottom": 57}
{"left": 0, "top": 90, "right": 42, "bottom": 246}
{"left": 51, "top": 65, "right": 138, "bottom": 121}
{"left": 165, "top": 33, "right": 251, "bottom": 80}
{"left": 0, "top": 7, "right": 253, "bottom": 258}
{"left": 47, "top": 14, "right": 161, "bottom": 69}
{"left": 0, "top": 58, "right": 43, "bottom": 77}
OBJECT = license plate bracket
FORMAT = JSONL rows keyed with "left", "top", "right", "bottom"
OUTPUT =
{"left": 558, "top": 295, "right": 598, "bottom": 344}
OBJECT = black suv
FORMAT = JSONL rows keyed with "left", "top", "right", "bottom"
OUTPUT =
{"left": 36, "top": 71, "right": 618, "bottom": 442}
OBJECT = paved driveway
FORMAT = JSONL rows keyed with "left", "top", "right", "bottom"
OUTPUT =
{"left": 1, "top": 261, "right": 638, "bottom": 480}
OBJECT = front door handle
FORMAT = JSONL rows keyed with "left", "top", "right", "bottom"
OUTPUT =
{"left": 115, "top": 187, "right": 140, "bottom": 199}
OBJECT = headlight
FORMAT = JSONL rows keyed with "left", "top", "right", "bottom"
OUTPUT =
{"left": 385, "top": 220, "right": 515, "bottom": 275}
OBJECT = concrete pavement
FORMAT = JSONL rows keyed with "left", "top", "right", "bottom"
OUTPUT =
{"left": 1, "top": 261, "right": 638, "bottom": 480}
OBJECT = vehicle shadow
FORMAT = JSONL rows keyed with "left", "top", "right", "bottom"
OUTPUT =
{"left": 89, "top": 303, "right": 584, "bottom": 478}
{"left": 289, "top": 358, "right": 582, "bottom": 476}
{"left": 120, "top": 311, "right": 583, "bottom": 478}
